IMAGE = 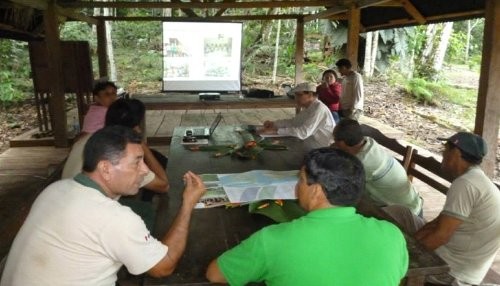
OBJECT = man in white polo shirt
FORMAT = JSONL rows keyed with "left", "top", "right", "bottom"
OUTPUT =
{"left": 259, "top": 82, "right": 335, "bottom": 150}
{"left": 385, "top": 132, "right": 500, "bottom": 286}
{"left": 1, "top": 126, "right": 206, "bottom": 286}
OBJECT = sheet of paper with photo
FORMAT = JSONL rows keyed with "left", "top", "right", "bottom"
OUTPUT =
{"left": 195, "top": 174, "right": 230, "bottom": 209}
{"left": 218, "top": 170, "right": 299, "bottom": 203}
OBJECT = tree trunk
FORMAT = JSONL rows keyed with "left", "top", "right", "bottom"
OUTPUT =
{"left": 92, "top": 8, "right": 100, "bottom": 35}
{"left": 370, "top": 30, "right": 379, "bottom": 76}
{"left": 162, "top": 8, "right": 171, "bottom": 17}
{"left": 363, "top": 32, "right": 372, "bottom": 77}
{"left": 421, "top": 24, "right": 437, "bottom": 62}
{"left": 272, "top": 19, "right": 281, "bottom": 84}
{"left": 465, "top": 20, "right": 471, "bottom": 61}
{"left": 103, "top": 7, "right": 116, "bottom": 82}
{"left": 433, "top": 22, "right": 453, "bottom": 72}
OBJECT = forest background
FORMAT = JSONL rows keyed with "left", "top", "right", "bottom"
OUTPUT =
{"left": 0, "top": 8, "right": 496, "bottom": 178}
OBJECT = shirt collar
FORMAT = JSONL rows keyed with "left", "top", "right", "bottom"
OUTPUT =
{"left": 74, "top": 173, "right": 107, "bottom": 197}
{"left": 306, "top": 206, "right": 356, "bottom": 218}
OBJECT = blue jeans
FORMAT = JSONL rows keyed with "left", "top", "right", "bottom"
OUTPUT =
{"left": 331, "top": 111, "right": 340, "bottom": 124}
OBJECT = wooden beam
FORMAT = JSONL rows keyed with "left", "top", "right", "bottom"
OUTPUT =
{"left": 43, "top": 2, "right": 68, "bottom": 147}
{"left": 374, "top": 0, "right": 403, "bottom": 7}
{"left": 0, "top": 23, "right": 42, "bottom": 39}
{"left": 170, "top": 0, "right": 199, "bottom": 17}
{"left": 214, "top": 0, "right": 237, "bottom": 17}
{"left": 357, "top": 0, "right": 394, "bottom": 9}
{"left": 96, "top": 19, "right": 108, "bottom": 78}
{"left": 329, "top": 13, "right": 348, "bottom": 20}
{"left": 363, "top": 9, "right": 485, "bottom": 31}
{"left": 399, "top": 0, "right": 426, "bottom": 24}
{"left": 8, "top": 0, "right": 97, "bottom": 25}
{"left": 94, "top": 14, "right": 302, "bottom": 21}
{"left": 347, "top": 5, "right": 361, "bottom": 69}
{"left": 304, "top": 0, "right": 392, "bottom": 22}
{"left": 475, "top": 0, "right": 500, "bottom": 177}
{"left": 62, "top": 0, "right": 341, "bottom": 9}
{"left": 304, "top": 6, "right": 347, "bottom": 22}
{"left": 8, "top": 0, "right": 47, "bottom": 10}
{"left": 57, "top": 7, "right": 98, "bottom": 25}
{"left": 295, "top": 16, "right": 304, "bottom": 85}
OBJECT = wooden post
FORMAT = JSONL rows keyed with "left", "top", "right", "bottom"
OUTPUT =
{"left": 43, "top": 1, "right": 68, "bottom": 147}
{"left": 97, "top": 19, "right": 108, "bottom": 78}
{"left": 475, "top": 0, "right": 500, "bottom": 177}
{"left": 347, "top": 5, "right": 360, "bottom": 69}
{"left": 295, "top": 16, "right": 304, "bottom": 84}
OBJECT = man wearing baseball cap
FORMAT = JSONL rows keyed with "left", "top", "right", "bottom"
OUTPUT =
{"left": 259, "top": 82, "right": 335, "bottom": 150}
{"left": 386, "top": 132, "right": 500, "bottom": 285}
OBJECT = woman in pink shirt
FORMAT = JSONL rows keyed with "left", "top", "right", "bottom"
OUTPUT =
{"left": 316, "top": 69, "right": 342, "bottom": 123}
{"left": 81, "top": 81, "right": 118, "bottom": 134}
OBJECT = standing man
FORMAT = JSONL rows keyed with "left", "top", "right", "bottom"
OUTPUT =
{"left": 206, "top": 148, "right": 408, "bottom": 286}
{"left": 335, "top": 58, "right": 364, "bottom": 120}
{"left": 1, "top": 126, "right": 206, "bottom": 286}
{"left": 386, "top": 132, "right": 500, "bottom": 286}
{"left": 259, "top": 82, "right": 335, "bottom": 150}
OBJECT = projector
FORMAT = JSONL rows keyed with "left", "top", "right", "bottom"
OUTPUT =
{"left": 199, "top": 93, "right": 221, "bottom": 101}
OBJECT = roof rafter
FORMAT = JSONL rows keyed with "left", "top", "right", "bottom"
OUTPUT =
{"left": 399, "top": 0, "right": 425, "bottom": 24}
{"left": 362, "top": 9, "right": 484, "bottom": 32}
{"left": 7, "top": 0, "right": 98, "bottom": 25}
{"left": 92, "top": 14, "right": 303, "bottom": 22}
{"left": 62, "top": 0, "right": 340, "bottom": 9}
{"left": 304, "top": 0, "right": 392, "bottom": 22}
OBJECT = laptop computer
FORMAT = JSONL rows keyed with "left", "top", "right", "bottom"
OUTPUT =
{"left": 185, "top": 113, "right": 222, "bottom": 139}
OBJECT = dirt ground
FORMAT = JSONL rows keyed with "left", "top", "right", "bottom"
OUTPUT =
{"left": 0, "top": 78, "right": 498, "bottom": 180}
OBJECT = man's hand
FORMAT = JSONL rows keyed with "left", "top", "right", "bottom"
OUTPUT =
{"left": 182, "top": 171, "right": 206, "bottom": 208}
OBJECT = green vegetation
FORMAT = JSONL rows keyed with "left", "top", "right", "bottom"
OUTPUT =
{"left": 0, "top": 15, "right": 484, "bottom": 109}
{"left": 404, "top": 78, "right": 435, "bottom": 104}
{"left": 0, "top": 39, "right": 31, "bottom": 106}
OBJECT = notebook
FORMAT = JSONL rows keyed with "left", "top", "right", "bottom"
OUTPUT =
{"left": 185, "top": 113, "right": 222, "bottom": 139}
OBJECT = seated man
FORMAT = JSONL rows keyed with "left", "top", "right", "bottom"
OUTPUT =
{"left": 386, "top": 132, "right": 500, "bottom": 286}
{"left": 206, "top": 148, "right": 408, "bottom": 285}
{"left": 62, "top": 98, "right": 169, "bottom": 194}
{"left": 333, "top": 119, "right": 423, "bottom": 215}
{"left": 0, "top": 126, "right": 206, "bottom": 285}
{"left": 259, "top": 82, "right": 335, "bottom": 150}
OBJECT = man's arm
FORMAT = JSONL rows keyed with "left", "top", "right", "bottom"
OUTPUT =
{"left": 415, "top": 214, "right": 463, "bottom": 250}
{"left": 277, "top": 105, "right": 323, "bottom": 139}
{"left": 206, "top": 259, "right": 228, "bottom": 283}
{"left": 147, "top": 171, "right": 206, "bottom": 277}
{"left": 142, "top": 143, "right": 169, "bottom": 193}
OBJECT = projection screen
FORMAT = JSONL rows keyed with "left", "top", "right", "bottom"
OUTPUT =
{"left": 162, "top": 22, "right": 243, "bottom": 91}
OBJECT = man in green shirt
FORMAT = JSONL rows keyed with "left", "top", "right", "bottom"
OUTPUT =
{"left": 333, "top": 119, "right": 423, "bottom": 216}
{"left": 206, "top": 148, "right": 408, "bottom": 286}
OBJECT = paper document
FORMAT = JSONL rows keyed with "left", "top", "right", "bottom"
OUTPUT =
{"left": 218, "top": 170, "right": 298, "bottom": 203}
{"left": 195, "top": 170, "right": 299, "bottom": 207}
{"left": 195, "top": 174, "right": 230, "bottom": 209}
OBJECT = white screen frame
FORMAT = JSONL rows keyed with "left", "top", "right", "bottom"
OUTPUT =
{"left": 162, "top": 21, "right": 242, "bottom": 92}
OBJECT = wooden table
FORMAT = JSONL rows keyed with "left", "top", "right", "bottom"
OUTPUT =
{"left": 147, "top": 126, "right": 448, "bottom": 285}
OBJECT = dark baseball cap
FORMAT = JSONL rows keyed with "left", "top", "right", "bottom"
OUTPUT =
{"left": 438, "top": 132, "right": 488, "bottom": 159}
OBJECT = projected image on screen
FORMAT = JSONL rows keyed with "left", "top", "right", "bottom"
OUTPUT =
{"left": 162, "top": 22, "right": 242, "bottom": 91}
